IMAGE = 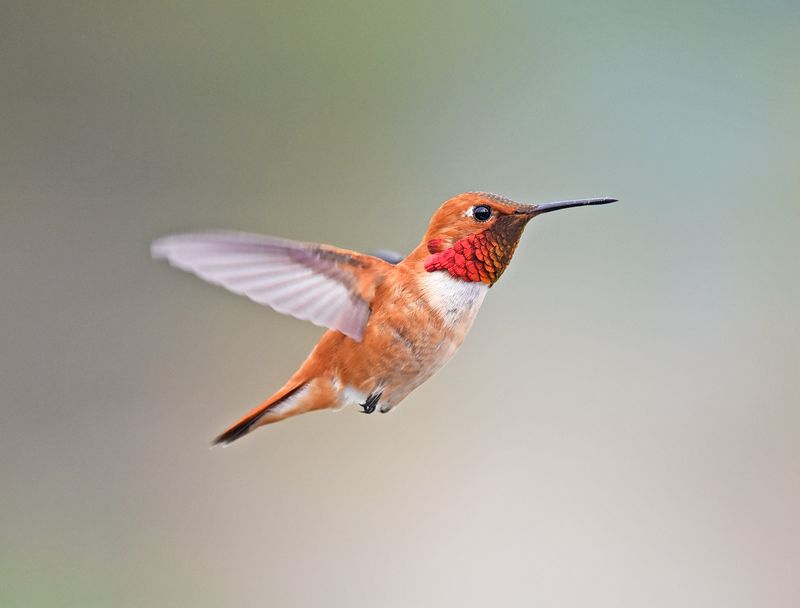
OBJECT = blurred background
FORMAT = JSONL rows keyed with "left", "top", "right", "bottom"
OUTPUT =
{"left": 2, "top": 1, "right": 799, "bottom": 606}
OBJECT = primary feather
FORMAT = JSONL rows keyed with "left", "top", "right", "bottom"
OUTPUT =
{"left": 151, "top": 232, "right": 378, "bottom": 340}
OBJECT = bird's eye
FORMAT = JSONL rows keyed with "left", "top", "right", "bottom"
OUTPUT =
{"left": 472, "top": 205, "right": 492, "bottom": 222}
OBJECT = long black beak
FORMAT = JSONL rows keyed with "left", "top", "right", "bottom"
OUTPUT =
{"left": 535, "top": 197, "right": 618, "bottom": 213}
{"left": 518, "top": 197, "right": 618, "bottom": 215}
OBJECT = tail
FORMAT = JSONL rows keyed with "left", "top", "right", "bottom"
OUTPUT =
{"left": 212, "top": 377, "right": 331, "bottom": 447}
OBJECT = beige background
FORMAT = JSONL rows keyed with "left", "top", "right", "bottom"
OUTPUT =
{"left": 2, "top": 1, "right": 799, "bottom": 606}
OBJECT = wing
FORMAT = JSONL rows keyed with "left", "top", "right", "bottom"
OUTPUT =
{"left": 371, "top": 249, "right": 404, "bottom": 265}
{"left": 151, "top": 231, "right": 389, "bottom": 341}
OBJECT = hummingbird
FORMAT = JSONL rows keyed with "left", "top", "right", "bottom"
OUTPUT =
{"left": 152, "top": 192, "right": 616, "bottom": 446}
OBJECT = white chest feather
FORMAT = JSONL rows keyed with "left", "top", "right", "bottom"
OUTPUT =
{"left": 418, "top": 272, "right": 488, "bottom": 328}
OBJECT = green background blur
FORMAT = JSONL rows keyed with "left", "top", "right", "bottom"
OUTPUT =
{"left": 2, "top": 1, "right": 799, "bottom": 606}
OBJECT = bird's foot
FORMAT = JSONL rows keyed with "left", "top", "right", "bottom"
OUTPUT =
{"left": 360, "top": 391, "right": 382, "bottom": 414}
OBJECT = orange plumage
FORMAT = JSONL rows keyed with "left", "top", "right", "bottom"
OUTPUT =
{"left": 152, "top": 192, "right": 616, "bottom": 445}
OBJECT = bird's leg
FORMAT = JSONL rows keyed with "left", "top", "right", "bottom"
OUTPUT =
{"left": 360, "top": 391, "right": 382, "bottom": 414}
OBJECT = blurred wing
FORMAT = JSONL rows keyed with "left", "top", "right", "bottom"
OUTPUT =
{"left": 151, "top": 231, "right": 388, "bottom": 341}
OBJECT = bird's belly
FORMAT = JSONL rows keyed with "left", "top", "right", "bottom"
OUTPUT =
{"left": 338, "top": 272, "right": 488, "bottom": 409}
{"left": 385, "top": 334, "right": 463, "bottom": 403}
{"left": 333, "top": 328, "right": 462, "bottom": 410}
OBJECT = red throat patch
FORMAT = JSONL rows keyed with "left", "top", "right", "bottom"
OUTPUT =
{"left": 424, "top": 229, "right": 519, "bottom": 285}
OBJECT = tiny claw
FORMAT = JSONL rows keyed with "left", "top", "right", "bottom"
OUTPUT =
{"left": 360, "top": 391, "right": 381, "bottom": 414}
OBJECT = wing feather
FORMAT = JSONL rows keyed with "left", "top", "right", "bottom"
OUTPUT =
{"left": 151, "top": 231, "right": 387, "bottom": 341}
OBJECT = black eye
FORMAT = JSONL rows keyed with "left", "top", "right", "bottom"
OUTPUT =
{"left": 473, "top": 205, "right": 492, "bottom": 222}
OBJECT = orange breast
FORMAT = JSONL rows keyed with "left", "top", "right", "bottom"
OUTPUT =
{"left": 299, "top": 265, "right": 487, "bottom": 411}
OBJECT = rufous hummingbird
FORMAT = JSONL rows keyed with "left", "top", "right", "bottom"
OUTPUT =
{"left": 152, "top": 192, "right": 616, "bottom": 445}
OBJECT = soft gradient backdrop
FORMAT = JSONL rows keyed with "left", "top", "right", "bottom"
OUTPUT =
{"left": 2, "top": 1, "right": 799, "bottom": 606}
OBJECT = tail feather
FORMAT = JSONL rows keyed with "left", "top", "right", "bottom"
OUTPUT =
{"left": 212, "top": 382, "right": 308, "bottom": 447}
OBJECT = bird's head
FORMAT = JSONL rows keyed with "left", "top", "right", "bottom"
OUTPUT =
{"left": 410, "top": 192, "right": 616, "bottom": 285}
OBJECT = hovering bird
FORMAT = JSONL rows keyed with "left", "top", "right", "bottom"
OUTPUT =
{"left": 152, "top": 192, "right": 616, "bottom": 445}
